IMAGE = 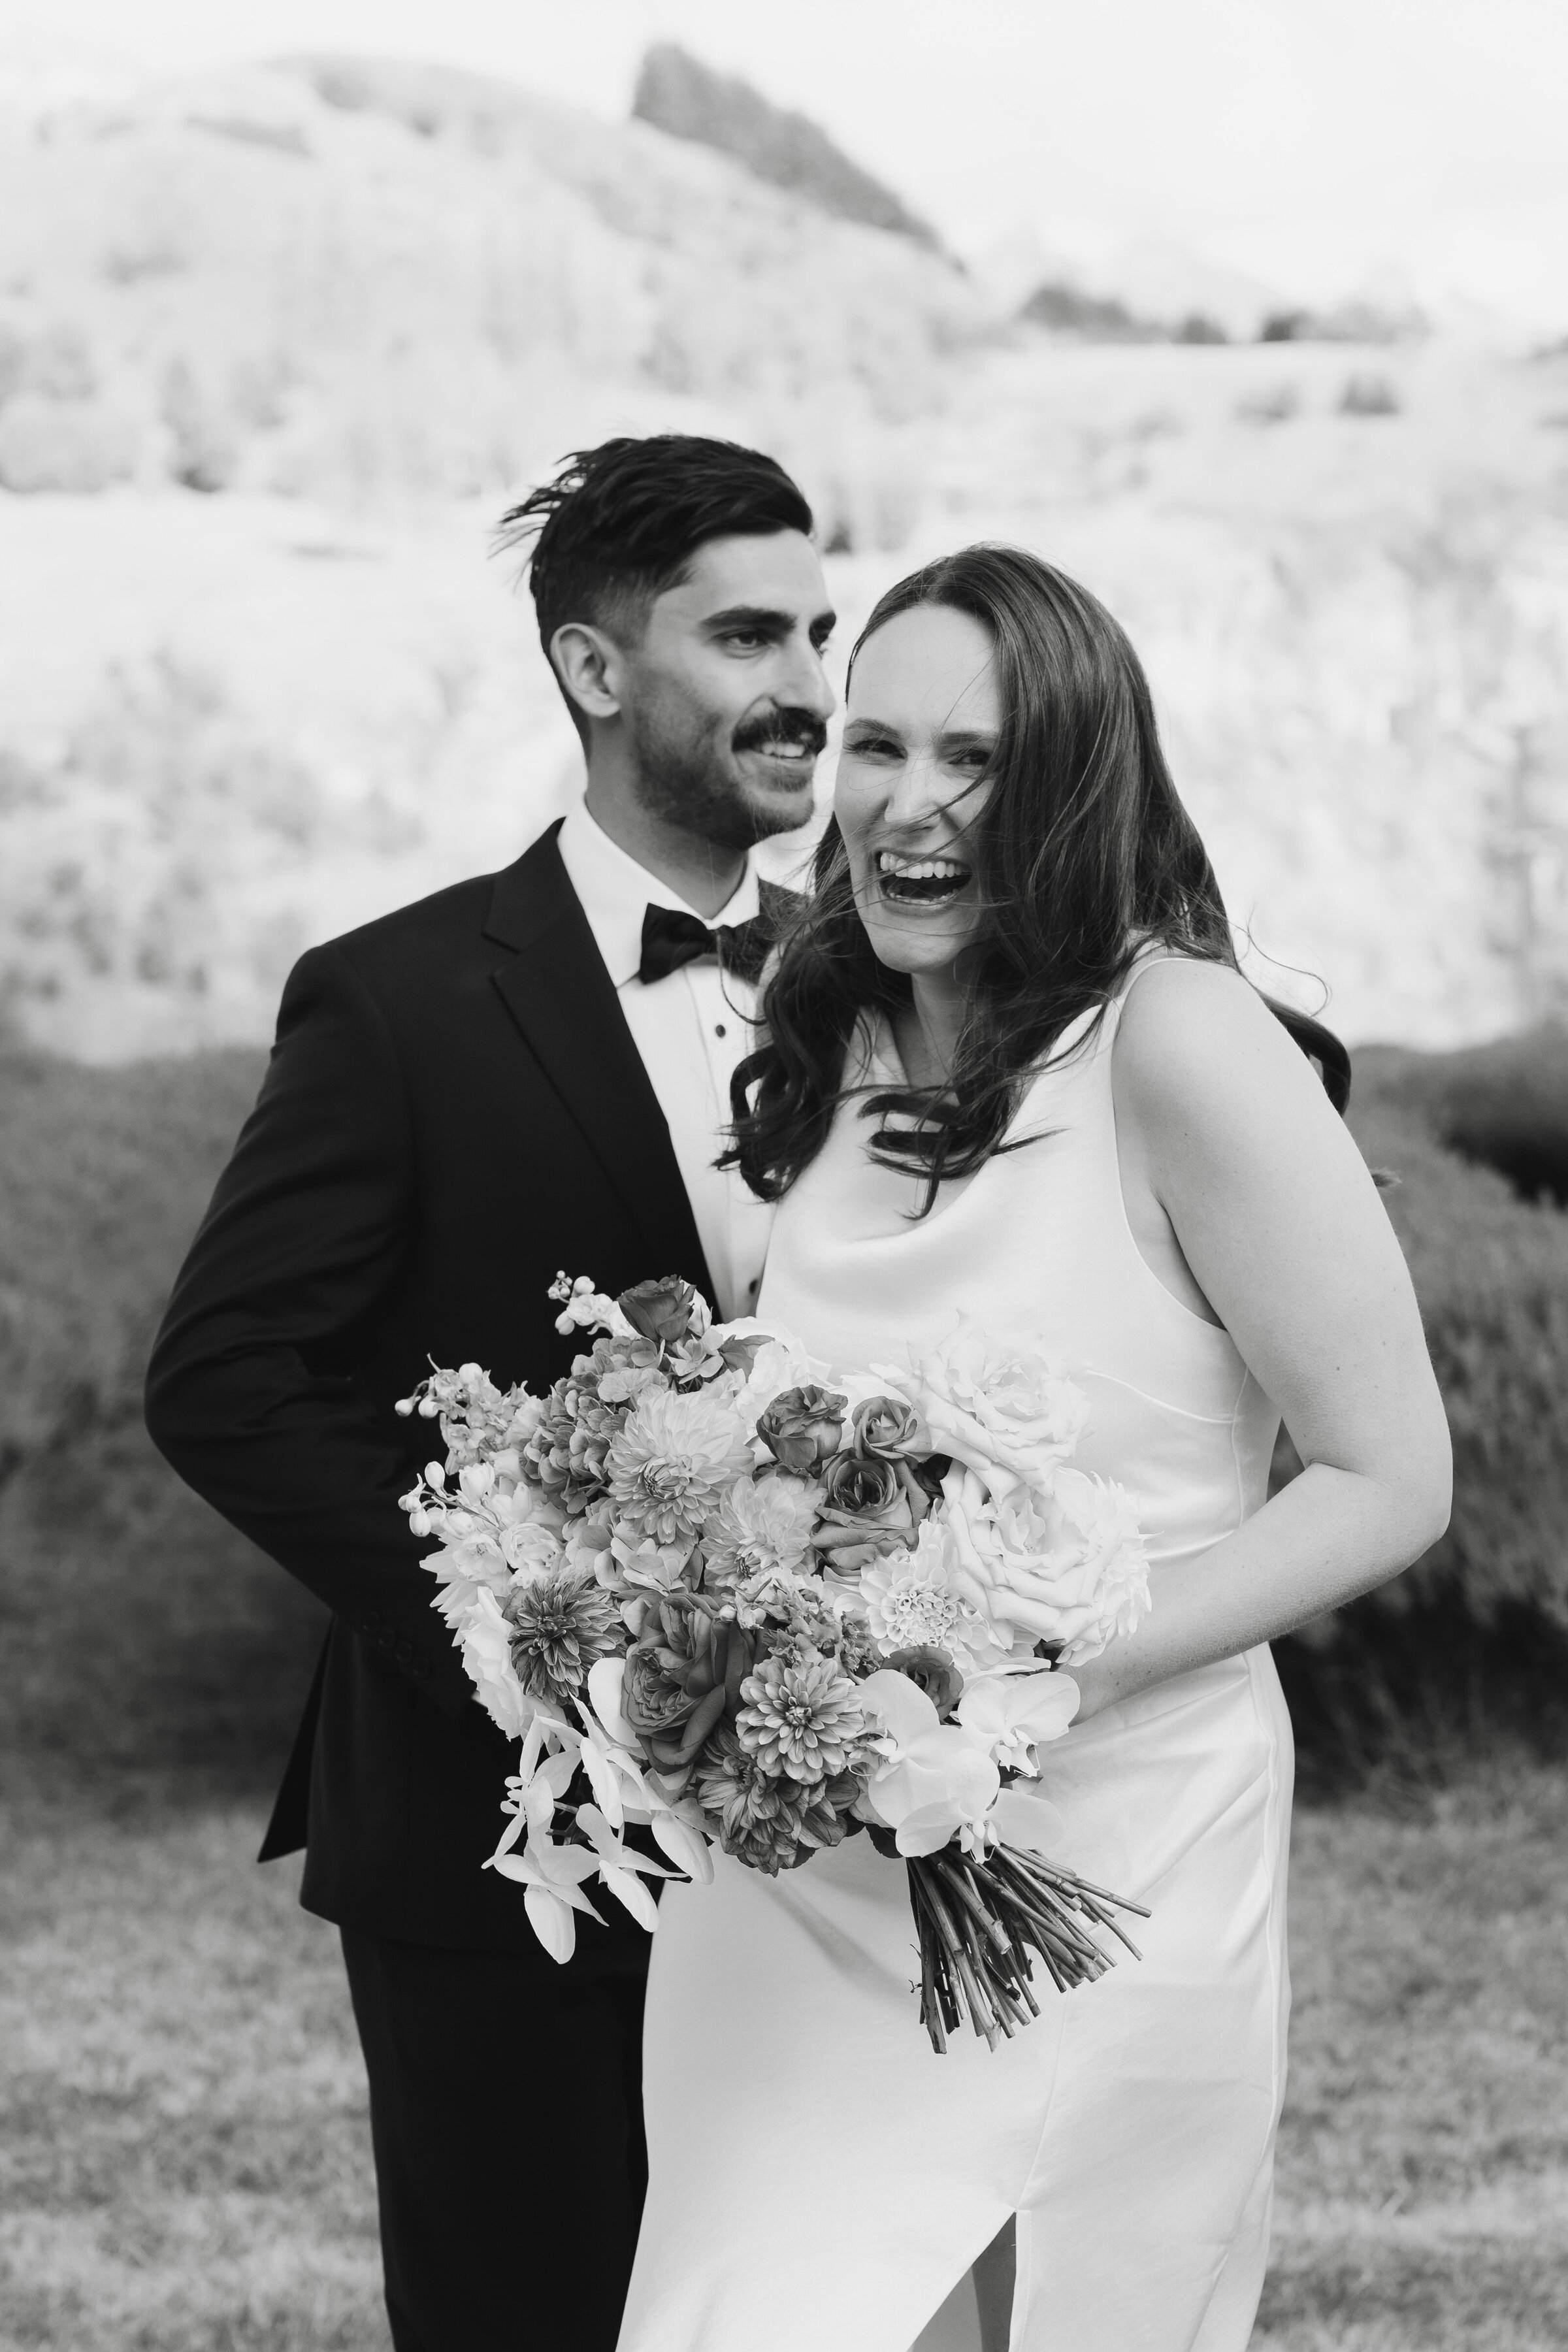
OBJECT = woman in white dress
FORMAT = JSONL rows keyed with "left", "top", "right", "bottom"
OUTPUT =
{"left": 615, "top": 547, "right": 1451, "bottom": 2352}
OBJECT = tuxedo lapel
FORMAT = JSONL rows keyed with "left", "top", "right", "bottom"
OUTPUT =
{"left": 483, "top": 826, "right": 712, "bottom": 1289}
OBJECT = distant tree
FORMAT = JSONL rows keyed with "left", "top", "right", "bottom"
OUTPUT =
{"left": 1175, "top": 312, "right": 1228, "bottom": 344}
{"left": 1017, "top": 280, "right": 1162, "bottom": 342}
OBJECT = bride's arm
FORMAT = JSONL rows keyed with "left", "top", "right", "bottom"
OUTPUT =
{"left": 1070, "top": 958, "right": 1452, "bottom": 1722}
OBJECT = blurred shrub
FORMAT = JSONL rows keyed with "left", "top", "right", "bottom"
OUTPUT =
{"left": 1359, "top": 1027, "right": 1568, "bottom": 1205}
{"left": 1350, "top": 1073, "right": 1568, "bottom": 1625}
{"left": 0, "top": 1039, "right": 327, "bottom": 1790}
{"left": 3, "top": 1022, "right": 1565, "bottom": 1794}
{"left": 0, "top": 392, "right": 141, "bottom": 492}
{"left": 1277, "top": 1030, "right": 1568, "bottom": 1788}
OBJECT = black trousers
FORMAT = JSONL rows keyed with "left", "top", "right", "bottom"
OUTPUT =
{"left": 340, "top": 1925, "right": 650, "bottom": 2351}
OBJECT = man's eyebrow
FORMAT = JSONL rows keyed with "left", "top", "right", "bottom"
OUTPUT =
{"left": 701, "top": 604, "right": 793, "bottom": 632}
{"left": 700, "top": 604, "right": 839, "bottom": 634}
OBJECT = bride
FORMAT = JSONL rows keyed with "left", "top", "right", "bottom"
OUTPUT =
{"left": 614, "top": 546, "right": 1451, "bottom": 2352}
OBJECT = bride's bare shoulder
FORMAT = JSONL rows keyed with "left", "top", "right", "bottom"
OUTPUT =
{"left": 1111, "top": 956, "right": 1336, "bottom": 1143}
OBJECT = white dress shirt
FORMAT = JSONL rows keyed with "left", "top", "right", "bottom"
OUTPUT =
{"left": 555, "top": 802, "right": 775, "bottom": 1323}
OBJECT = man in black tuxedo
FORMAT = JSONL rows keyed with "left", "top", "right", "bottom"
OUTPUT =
{"left": 144, "top": 434, "right": 838, "bottom": 2351}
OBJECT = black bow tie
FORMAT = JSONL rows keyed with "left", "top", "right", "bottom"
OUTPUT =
{"left": 638, "top": 904, "right": 774, "bottom": 988}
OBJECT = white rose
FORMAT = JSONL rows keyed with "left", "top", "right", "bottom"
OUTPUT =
{"left": 949, "top": 1469, "right": 1150, "bottom": 1664}
{"left": 887, "top": 1322, "right": 1090, "bottom": 1503}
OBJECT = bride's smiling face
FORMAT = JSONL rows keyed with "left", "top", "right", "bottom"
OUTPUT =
{"left": 834, "top": 602, "right": 1000, "bottom": 979}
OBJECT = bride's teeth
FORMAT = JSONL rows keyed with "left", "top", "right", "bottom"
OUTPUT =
{"left": 876, "top": 850, "right": 968, "bottom": 881}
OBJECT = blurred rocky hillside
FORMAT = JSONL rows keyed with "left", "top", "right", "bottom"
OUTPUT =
{"left": 0, "top": 52, "right": 1565, "bottom": 1060}
{"left": 0, "top": 54, "right": 979, "bottom": 517}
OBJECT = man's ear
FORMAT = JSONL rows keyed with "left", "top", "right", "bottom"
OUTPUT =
{"left": 551, "top": 621, "right": 625, "bottom": 725}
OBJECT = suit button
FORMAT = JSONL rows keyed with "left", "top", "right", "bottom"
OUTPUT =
{"left": 376, "top": 1625, "right": 396, "bottom": 1653}
{"left": 360, "top": 1612, "right": 382, "bottom": 1636}
{"left": 411, "top": 1654, "right": 432, "bottom": 1680}
{"left": 395, "top": 1635, "right": 412, "bottom": 1667}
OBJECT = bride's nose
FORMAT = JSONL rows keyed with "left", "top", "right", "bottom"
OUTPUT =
{"left": 882, "top": 745, "right": 953, "bottom": 830}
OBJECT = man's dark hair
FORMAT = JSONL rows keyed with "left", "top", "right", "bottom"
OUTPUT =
{"left": 496, "top": 434, "right": 814, "bottom": 734}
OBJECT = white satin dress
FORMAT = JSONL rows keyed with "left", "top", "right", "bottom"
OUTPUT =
{"left": 616, "top": 961, "right": 1294, "bottom": 2352}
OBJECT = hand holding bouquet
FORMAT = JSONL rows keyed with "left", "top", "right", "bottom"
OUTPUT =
{"left": 398, "top": 1274, "right": 1152, "bottom": 2051}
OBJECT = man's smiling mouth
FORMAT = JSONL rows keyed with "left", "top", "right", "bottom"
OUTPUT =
{"left": 875, "top": 848, "right": 972, "bottom": 905}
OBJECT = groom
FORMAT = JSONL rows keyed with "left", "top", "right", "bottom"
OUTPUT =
{"left": 144, "top": 434, "right": 838, "bottom": 2351}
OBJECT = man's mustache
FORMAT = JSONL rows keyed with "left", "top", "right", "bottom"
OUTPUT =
{"left": 731, "top": 710, "right": 829, "bottom": 759}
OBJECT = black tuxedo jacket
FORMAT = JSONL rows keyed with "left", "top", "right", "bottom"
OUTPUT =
{"left": 146, "top": 822, "right": 777, "bottom": 1951}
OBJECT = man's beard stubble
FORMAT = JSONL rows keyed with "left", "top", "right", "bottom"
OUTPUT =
{"left": 625, "top": 699, "right": 826, "bottom": 855}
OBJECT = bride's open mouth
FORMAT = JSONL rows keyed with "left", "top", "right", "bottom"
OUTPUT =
{"left": 875, "top": 848, "right": 972, "bottom": 907}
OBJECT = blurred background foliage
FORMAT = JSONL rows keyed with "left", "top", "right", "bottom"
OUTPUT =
{"left": 1, "top": 1022, "right": 1564, "bottom": 1802}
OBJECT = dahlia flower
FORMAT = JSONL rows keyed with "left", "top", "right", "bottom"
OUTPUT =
{"left": 736, "top": 1651, "right": 870, "bottom": 1783}
{"left": 503, "top": 1565, "right": 621, "bottom": 1699}
{"left": 606, "top": 1386, "right": 753, "bottom": 1547}
{"left": 695, "top": 1726, "right": 857, "bottom": 1874}
{"left": 702, "top": 1473, "right": 819, "bottom": 1586}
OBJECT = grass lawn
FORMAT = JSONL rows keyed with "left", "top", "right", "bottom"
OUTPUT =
{"left": 2, "top": 1767, "right": 1565, "bottom": 2351}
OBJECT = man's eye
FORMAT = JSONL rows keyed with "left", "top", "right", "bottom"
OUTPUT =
{"left": 721, "top": 630, "right": 766, "bottom": 650}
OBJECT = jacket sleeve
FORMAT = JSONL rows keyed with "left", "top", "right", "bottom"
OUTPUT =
{"left": 144, "top": 939, "right": 469, "bottom": 1716}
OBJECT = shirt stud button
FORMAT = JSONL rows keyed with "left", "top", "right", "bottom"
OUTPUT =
{"left": 714, "top": 1022, "right": 727, "bottom": 1038}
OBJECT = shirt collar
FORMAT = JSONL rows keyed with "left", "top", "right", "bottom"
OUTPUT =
{"left": 556, "top": 800, "right": 762, "bottom": 988}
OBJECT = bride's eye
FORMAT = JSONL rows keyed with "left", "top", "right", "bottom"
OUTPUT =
{"left": 845, "top": 730, "right": 901, "bottom": 761}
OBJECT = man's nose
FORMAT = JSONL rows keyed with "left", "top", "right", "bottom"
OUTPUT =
{"left": 779, "top": 631, "right": 837, "bottom": 719}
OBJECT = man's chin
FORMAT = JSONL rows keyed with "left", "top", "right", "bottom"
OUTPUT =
{"left": 734, "top": 776, "right": 818, "bottom": 839}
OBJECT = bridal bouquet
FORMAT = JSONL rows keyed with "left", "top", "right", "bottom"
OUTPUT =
{"left": 397, "top": 1274, "right": 1152, "bottom": 2052}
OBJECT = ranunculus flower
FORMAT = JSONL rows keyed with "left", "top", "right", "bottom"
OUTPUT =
{"left": 894, "top": 1324, "right": 1090, "bottom": 1504}
{"left": 756, "top": 1384, "right": 849, "bottom": 1473}
{"left": 884, "top": 1644, "right": 964, "bottom": 1720}
{"left": 856, "top": 1668, "right": 1000, "bottom": 1857}
{"left": 616, "top": 1276, "right": 702, "bottom": 1346}
{"left": 955, "top": 1665, "right": 1080, "bottom": 1772}
{"left": 811, "top": 1449, "right": 923, "bottom": 1574}
{"left": 850, "top": 1394, "right": 927, "bottom": 1463}
{"left": 944, "top": 1466, "right": 1150, "bottom": 1665}
{"left": 620, "top": 1593, "right": 756, "bottom": 1779}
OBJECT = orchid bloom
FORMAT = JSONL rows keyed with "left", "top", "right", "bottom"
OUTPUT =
{"left": 573, "top": 1803, "right": 674, "bottom": 1933}
{"left": 487, "top": 1754, "right": 606, "bottom": 1962}
{"left": 954, "top": 1666, "right": 1080, "bottom": 1775}
{"left": 857, "top": 1668, "right": 1000, "bottom": 1857}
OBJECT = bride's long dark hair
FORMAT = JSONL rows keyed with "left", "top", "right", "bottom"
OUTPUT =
{"left": 726, "top": 544, "right": 1346, "bottom": 1213}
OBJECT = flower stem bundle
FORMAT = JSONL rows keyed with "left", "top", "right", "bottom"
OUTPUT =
{"left": 904, "top": 1840, "right": 1150, "bottom": 2055}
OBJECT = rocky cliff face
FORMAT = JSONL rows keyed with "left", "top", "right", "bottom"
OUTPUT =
{"left": 631, "top": 42, "right": 939, "bottom": 250}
